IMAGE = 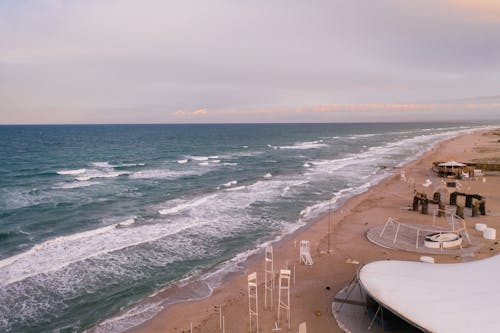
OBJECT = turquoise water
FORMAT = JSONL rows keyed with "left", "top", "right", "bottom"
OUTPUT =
{"left": 0, "top": 122, "right": 493, "bottom": 332}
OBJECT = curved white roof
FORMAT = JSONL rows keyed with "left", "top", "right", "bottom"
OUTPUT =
{"left": 359, "top": 255, "right": 500, "bottom": 333}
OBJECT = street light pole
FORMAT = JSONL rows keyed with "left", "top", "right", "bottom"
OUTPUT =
{"left": 328, "top": 198, "right": 331, "bottom": 253}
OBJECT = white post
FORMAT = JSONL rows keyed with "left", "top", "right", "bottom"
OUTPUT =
{"left": 219, "top": 304, "right": 222, "bottom": 332}
{"left": 248, "top": 272, "right": 259, "bottom": 332}
{"left": 277, "top": 269, "right": 291, "bottom": 329}
{"left": 328, "top": 199, "right": 332, "bottom": 253}
{"left": 393, "top": 223, "right": 401, "bottom": 244}
{"left": 265, "top": 245, "right": 274, "bottom": 310}
{"left": 379, "top": 218, "right": 391, "bottom": 237}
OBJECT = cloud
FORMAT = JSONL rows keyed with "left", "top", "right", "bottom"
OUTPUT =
{"left": 192, "top": 108, "right": 208, "bottom": 116}
{"left": 448, "top": 0, "right": 500, "bottom": 21}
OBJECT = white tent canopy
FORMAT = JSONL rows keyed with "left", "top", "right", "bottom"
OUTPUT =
{"left": 438, "top": 160, "right": 466, "bottom": 167}
{"left": 359, "top": 255, "right": 500, "bottom": 333}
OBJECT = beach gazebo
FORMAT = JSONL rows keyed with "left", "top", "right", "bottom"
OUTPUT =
{"left": 436, "top": 160, "right": 467, "bottom": 178}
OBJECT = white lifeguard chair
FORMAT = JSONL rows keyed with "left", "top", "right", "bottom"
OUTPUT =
{"left": 264, "top": 245, "right": 274, "bottom": 310}
{"left": 248, "top": 272, "right": 259, "bottom": 332}
{"left": 299, "top": 240, "right": 313, "bottom": 265}
{"left": 277, "top": 269, "right": 291, "bottom": 329}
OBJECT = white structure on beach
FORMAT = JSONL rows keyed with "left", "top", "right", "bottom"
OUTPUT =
{"left": 247, "top": 272, "right": 259, "bottom": 332}
{"left": 277, "top": 269, "right": 291, "bottom": 329}
{"left": 264, "top": 245, "right": 274, "bottom": 309}
{"left": 359, "top": 255, "right": 500, "bottom": 332}
{"left": 299, "top": 240, "right": 313, "bottom": 265}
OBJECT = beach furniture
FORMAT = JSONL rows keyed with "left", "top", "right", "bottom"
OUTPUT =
{"left": 475, "top": 223, "right": 487, "bottom": 231}
{"left": 247, "top": 272, "right": 259, "bottom": 332}
{"left": 264, "top": 246, "right": 274, "bottom": 309}
{"left": 299, "top": 240, "right": 313, "bottom": 265}
{"left": 420, "top": 256, "right": 435, "bottom": 263}
{"left": 483, "top": 227, "right": 496, "bottom": 240}
{"left": 277, "top": 269, "right": 291, "bottom": 329}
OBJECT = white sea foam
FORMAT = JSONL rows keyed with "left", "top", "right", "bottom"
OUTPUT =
{"left": 130, "top": 169, "right": 198, "bottom": 179}
{"left": 55, "top": 181, "right": 98, "bottom": 189}
{"left": 75, "top": 171, "right": 128, "bottom": 182}
{"left": 75, "top": 176, "right": 92, "bottom": 181}
{"left": 223, "top": 180, "right": 238, "bottom": 187}
{"left": 264, "top": 173, "right": 272, "bottom": 178}
{"left": 190, "top": 156, "right": 209, "bottom": 161}
{"left": 223, "top": 162, "right": 238, "bottom": 166}
{"left": 280, "top": 186, "right": 290, "bottom": 196}
{"left": 198, "top": 162, "right": 209, "bottom": 166}
{"left": 225, "top": 150, "right": 262, "bottom": 158}
{"left": 224, "top": 185, "right": 246, "bottom": 192}
{"left": 91, "top": 302, "right": 164, "bottom": 333}
{"left": 56, "top": 169, "right": 86, "bottom": 175}
{"left": 114, "top": 163, "right": 145, "bottom": 167}
{"left": 0, "top": 223, "right": 116, "bottom": 285}
{"left": 91, "top": 162, "right": 113, "bottom": 168}
{"left": 299, "top": 187, "right": 355, "bottom": 219}
{"left": 0, "top": 212, "right": 220, "bottom": 287}
{"left": 177, "top": 159, "right": 188, "bottom": 164}
{"left": 303, "top": 162, "right": 312, "bottom": 168}
{"left": 159, "top": 195, "right": 217, "bottom": 215}
{"left": 347, "top": 133, "right": 379, "bottom": 139}
{"left": 277, "top": 140, "right": 328, "bottom": 150}
{"left": 305, "top": 126, "right": 490, "bottom": 185}
{"left": 115, "top": 218, "right": 136, "bottom": 227}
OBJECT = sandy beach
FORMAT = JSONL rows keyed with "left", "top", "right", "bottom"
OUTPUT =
{"left": 129, "top": 128, "right": 500, "bottom": 333}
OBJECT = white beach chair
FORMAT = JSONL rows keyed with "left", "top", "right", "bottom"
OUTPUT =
{"left": 422, "top": 179, "right": 432, "bottom": 187}
{"left": 299, "top": 240, "right": 313, "bottom": 265}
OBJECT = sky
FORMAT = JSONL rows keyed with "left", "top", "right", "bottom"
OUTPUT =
{"left": 1, "top": 0, "right": 500, "bottom": 124}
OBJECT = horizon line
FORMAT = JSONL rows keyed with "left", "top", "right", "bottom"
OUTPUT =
{"left": 1, "top": 119, "right": 499, "bottom": 126}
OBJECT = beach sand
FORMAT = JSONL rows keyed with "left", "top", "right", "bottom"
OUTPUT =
{"left": 129, "top": 129, "right": 500, "bottom": 333}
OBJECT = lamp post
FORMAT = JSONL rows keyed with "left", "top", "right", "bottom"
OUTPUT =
{"left": 328, "top": 198, "right": 332, "bottom": 253}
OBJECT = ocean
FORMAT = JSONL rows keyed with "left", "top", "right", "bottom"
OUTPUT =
{"left": 0, "top": 122, "right": 494, "bottom": 332}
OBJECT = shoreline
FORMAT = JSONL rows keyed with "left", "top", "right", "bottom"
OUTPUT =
{"left": 118, "top": 126, "right": 499, "bottom": 333}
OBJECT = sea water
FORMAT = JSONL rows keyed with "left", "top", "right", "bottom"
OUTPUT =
{"left": 0, "top": 122, "right": 494, "bottom": 332}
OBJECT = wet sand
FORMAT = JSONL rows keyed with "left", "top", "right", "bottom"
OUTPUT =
{"left": 129, "top": 128, "right": 500, "bottom": 333}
